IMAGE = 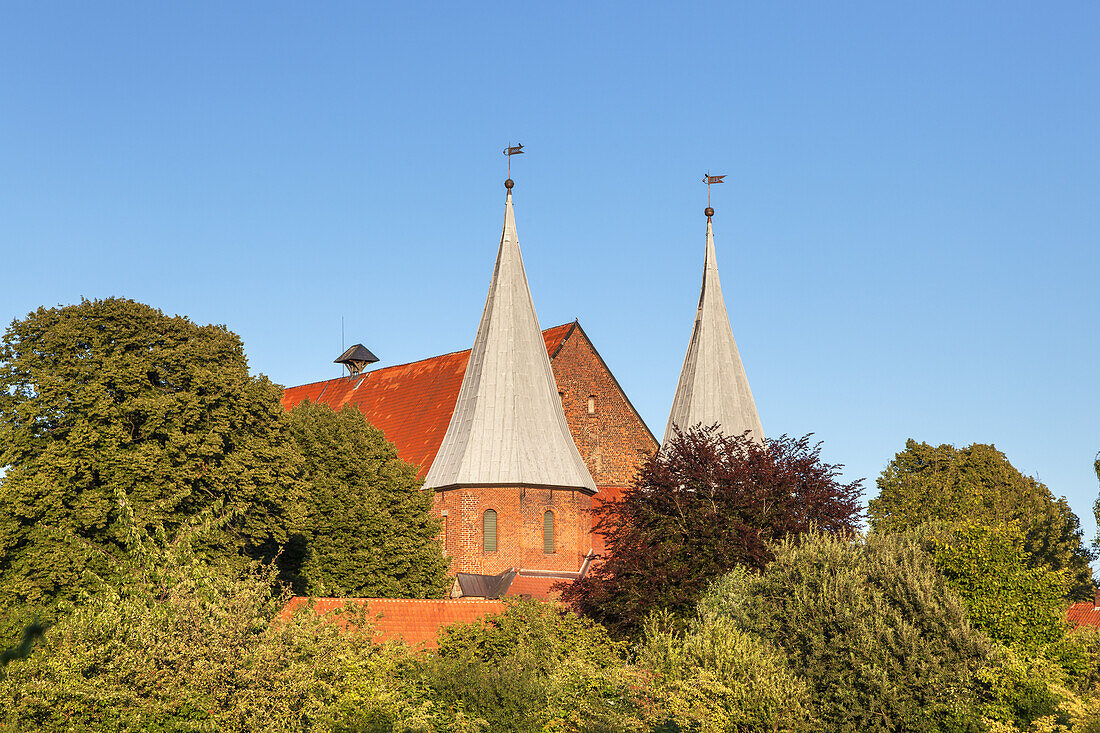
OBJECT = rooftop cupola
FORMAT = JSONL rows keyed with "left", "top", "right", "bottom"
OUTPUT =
{"left": 664, "top": 178, "right": 764, "bottom": 446}
{"left": 334, "top": 344, "right": 379, "bottom": 376}
{"left": 423, "top": 173, "right": 596, "bottom": 493}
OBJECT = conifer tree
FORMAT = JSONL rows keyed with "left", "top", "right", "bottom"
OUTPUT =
{"left": 0, "top": 298, "right": 303, "bottom": 637}
{"left": 284, "top": 400, "right": 450, "bottom": 598}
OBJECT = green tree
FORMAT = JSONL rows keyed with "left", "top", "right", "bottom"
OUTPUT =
{"left": 869, "top": 440, "right": 1094, "bottom": 601}
{"left": 0, "top": 298, "right": 302, "bottom": 637}
{"left": 929, "top": 521, "right": 1068, "bottom": 652}
{"left": 705, "top": 531, "right": 993, "bottom": 732}
{"left": 285, "top": 400, "right": 450, "bottom": 598}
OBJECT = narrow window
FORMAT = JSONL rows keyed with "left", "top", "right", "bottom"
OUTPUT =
{"left": 483, "top": 509, "right": 498, "bottom": 553}
{"left": 543, "top": 511, "right": 555, "bottom": 554}
{"left": 587, "top": 395, "right": 596, "bottom": 414}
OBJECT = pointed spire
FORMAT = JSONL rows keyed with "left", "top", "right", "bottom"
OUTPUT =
{"left": 664, "top": 205, "right": 764, "bottom": 446}
{"left": 424, "top": 179, "right": 596, "bottom": 492}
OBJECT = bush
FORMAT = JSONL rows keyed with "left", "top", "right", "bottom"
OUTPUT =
{"left": 636, "top": 608, "right": 813, "bottom": 731}
{"left": 0, "top": 492, "right": 442, "bottom": 732}
{"left": 425, "top": 600, "right": 653, "bottom": 733}
{"left": 704, "top": 531, "right": 991, "bottom": 732}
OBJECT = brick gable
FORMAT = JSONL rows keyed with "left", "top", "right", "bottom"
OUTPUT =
{"left": 282, "top": 321, "right": 658, "bottom": 586}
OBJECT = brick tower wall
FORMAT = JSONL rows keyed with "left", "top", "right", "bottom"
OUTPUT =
{"left": 434, "top": 487, "right": 592, "bottom": 575}
{"left": 429, "top": 323, "right": 658, "bottom": 575}
{"left": 550, "top": 325, "right": 658, "bottom": 490}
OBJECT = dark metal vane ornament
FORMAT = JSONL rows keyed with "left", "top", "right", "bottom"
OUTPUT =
{"left": 703, "top": 172, "right": 726, "bottom": 214}
{"left": 503, "top": 143, "right": 524, "bottom": 184}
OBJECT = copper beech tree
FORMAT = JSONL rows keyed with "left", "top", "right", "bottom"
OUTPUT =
{"left": 561, "top": 426, "right": 864, "bottom": 637}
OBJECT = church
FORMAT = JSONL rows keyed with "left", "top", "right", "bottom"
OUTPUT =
{"left": 281, "top": 170, "right": 763, "bottom": 638}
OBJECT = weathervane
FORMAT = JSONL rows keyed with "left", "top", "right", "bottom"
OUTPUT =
{"left": 703, "top": 172, "right": 725, "bottom": 216}
{"left": 503, "top": 143, "right": 524, "bottom": 187}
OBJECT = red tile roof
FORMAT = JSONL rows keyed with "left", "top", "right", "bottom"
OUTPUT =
{"left": 1066, "top": 601, "right": 1100, "bottom": 629}
{"left": 505, "top": 575, "right": 568, "bottom": 599}
{"left": 280, "top": 597, "right": 507, "bottom": 649}
{"left": 282, "top": 323, "right": 575, "bottom": 477}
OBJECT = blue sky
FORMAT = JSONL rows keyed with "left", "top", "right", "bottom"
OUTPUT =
{"left": 2, "top": 3, "right": 1097, "bottom": 548}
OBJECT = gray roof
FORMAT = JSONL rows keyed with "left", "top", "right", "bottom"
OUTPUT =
{"left": 333, "top": 344, "right": 379, "bottom": 365}
{"left": 454, "top": 570, "right": 516, "bottom": 598}
{"left": 664, "top": 215, "right": 764, "bottom": 446}
{"left": 423, "top": 190, "right": 596, "bottom": 493}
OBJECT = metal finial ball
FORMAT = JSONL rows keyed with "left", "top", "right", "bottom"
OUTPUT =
{"left": 705, "top": 207, "right": 714, "bottom": 217}
{"left": 505, "top": 178, "right": 514, "bottom": 189}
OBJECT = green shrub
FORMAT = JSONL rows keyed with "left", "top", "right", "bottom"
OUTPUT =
{"left": 636, "top": 607, "right": 813, "bottom": 731}
{"left": 704, "top": 531, "right": 991, "bottom": 732}
{"left": 426, "top": 600, "right": 652, "bottom": 733}
{"left": 0, "top": 492, "right": 442, "bottom": 732}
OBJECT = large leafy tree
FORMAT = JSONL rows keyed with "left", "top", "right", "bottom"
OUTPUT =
{"left": 868, "top": 440, "right": 1094, "bottom": 600}
{"left": 928, "top": 522, "right": 1068, "bottom": 651}
{"left": 560, "top": 426, "right": 864, "bottom": 637}
{"left": 284, "top": 400, "right": 450, "bottom": 598}
{"left": 0, "top": 298, "right": 302, "bottom": 635}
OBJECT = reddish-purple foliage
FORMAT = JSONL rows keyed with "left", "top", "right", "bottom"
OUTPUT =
{"left": 560, "top": 425, "right": 864, "bottom": 637}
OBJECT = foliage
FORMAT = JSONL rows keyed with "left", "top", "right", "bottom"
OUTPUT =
{"left": 426, "top": 600, "right": 654, "bottom": 733}
{"left": 561, "top": 426, "right": 863, "bottom": 638}
{"left": 704, "top": 530, "right": 992, "bottom": 732}
{"left": 0, "top": 621, "right": 45, "bottom": 669}
{"left": 0, "top": 298, "right": 303, "bottom": 638}
{"left": 285, "top": 400, "right": 450, "bottom": 599}
{"left": 929, "top": 522, "right": 1068, "bottom": 651}
{"left": 869, "top": 440, "right": 1094, "bottom": 600}
{"left": 636, "top": 607, "right": 813, "bottom": 732}
{"left": 0, "top": 491, "right": 448, "bottom": 732}
{"left": 974, "top": 643, "right": 1100, "bottom": 733}
{"left": 1094, "top": 453, "right": 1100, "bottom": 550}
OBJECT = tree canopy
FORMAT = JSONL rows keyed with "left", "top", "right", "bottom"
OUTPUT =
{"left": 0, "top": 298, "right": 302, "bottom": 637}
{"left": 868, "top": 440, "right": 1094, "bottom": 600}
{"left": 284, "top": 400, "right": 450, "bottom": 598}
{"left": 928, "top": 521, "right": 1068, "bottom": 651}
{"left": 560, "top": 426, "right": 864, "bottom": 637}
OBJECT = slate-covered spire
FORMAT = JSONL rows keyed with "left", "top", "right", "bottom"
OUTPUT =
{"left": 664, "top": 207, "right": 764, "bottom": 446}
{"left": 424, "top": 180, "right": 596, "bottom": 493}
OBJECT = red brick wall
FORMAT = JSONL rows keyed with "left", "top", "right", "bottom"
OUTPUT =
{"left": 429, "top": 323, "right": 657, "bottom": 576}
{"left": 433, "top": 487, "right": 592, "bottom": 575}
{"left": 550, "top": 324, "right": 658, "bottom": 490}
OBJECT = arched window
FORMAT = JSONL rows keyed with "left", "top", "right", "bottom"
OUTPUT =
{"left": 543, "top": 511, "right": 555, "bottom": 554}
{"left": 483, "top": 509, "right": 498, "bottom": 553}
